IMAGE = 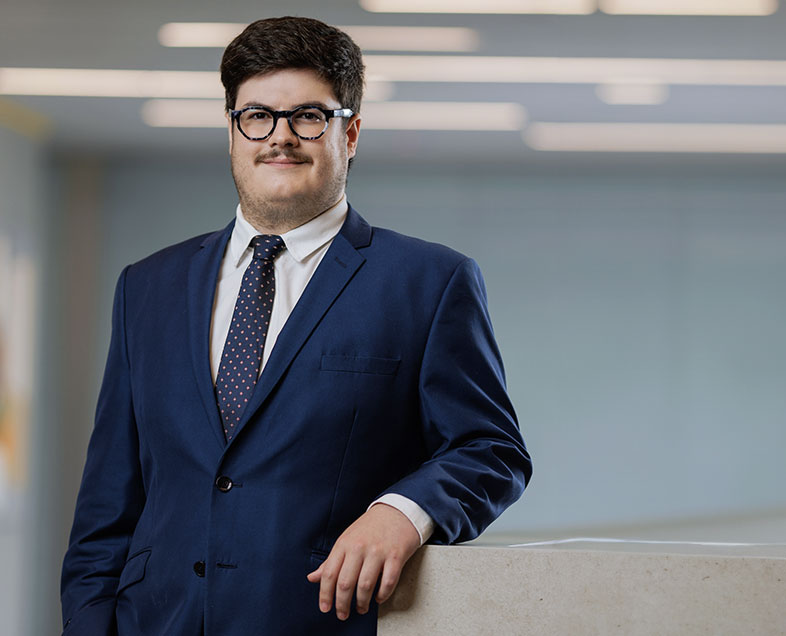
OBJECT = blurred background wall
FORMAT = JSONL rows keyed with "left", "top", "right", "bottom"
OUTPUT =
{"left": 2, "top": 1, "right": 786, "bottom": 634}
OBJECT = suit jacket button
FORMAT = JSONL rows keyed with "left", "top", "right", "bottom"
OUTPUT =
{"left": 215, "top": 475, "right": 233, "bottom": 492}
{"left": 193, "top": 561, "right": 206, "bottom": 577}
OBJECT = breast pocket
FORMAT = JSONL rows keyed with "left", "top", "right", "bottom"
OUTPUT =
{"left": 320, "top": 354, "right": 400, "bottom": 375}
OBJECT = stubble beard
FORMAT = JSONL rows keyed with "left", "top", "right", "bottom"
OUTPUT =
{"left": 231, "top": 149, "right": 347, "bottom": 234}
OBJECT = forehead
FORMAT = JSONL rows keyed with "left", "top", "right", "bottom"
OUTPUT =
{"left": 235, "top": 68, "right": 339, "bottom": 109}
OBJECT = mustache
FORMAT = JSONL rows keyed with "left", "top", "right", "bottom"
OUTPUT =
{"left": 254, "top": 150, "right": 311, "bottom": 165}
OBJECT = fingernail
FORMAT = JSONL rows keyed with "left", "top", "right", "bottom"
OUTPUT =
{"left": 320, "top": 602, "right": 330, "bottom": 613}
{"left": 337, "top": 611, "right": 348, "bottom": 621}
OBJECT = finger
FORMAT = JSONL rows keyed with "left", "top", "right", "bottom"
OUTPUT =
{"left": 354, "top": 553, "right": 384, "bottom": 615}
{"left": 375, "top": 554, "right": 404, "bottom": 605}
{"left": 318, "top": 553, "right": 344, "bottom": 614}
{"left": 334, "top": 549, "right": 364, "bottom": 621}
{"left": 306, "top": 563, "right": 322, "bottom": 583}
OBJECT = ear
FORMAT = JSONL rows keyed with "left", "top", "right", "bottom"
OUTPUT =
{"left": 226, "top": 111, "right": 234, "bottom": 155}
{"left": 345, "top": 114, "right": 361, "bottom": 159}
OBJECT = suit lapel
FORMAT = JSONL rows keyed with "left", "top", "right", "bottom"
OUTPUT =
{"left": 187, "top": 221, "right": 234, "bottom": 449}
{"left": 228, "top": 207, "right": 372, "bottom": 444}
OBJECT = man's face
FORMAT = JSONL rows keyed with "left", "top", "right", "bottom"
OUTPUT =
{"left": 227, "top": 68, "right": 361, "bottom": 232}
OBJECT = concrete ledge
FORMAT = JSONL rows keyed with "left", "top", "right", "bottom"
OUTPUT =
{"left": 378, "top": 543, "right": 786, "bottom": 635}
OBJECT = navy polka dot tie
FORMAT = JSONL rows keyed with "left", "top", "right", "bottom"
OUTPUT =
{"left": 216, "top": 234, "right": 286, "bottom": 441}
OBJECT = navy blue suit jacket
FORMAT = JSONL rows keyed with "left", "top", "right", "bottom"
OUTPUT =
{"left": 61, "top": 206, "right": 531, "bottom": 635}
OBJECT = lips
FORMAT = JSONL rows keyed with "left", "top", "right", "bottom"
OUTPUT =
{"left": 264, "top": 159, "right": 302, "bottom": 165}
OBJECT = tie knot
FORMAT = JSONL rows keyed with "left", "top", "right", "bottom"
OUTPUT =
{"left": 250, "top": 235, "right": 286, "bottom": 261}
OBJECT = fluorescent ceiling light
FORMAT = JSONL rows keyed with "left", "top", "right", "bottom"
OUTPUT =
{"left": 158, "top": 22, "right": 244, "bottom": 47}
{"left": 0, "top": 67, "right": 392, "bottom": 101}
{"left": 0, "top": 68, "right": 221, "bottom": 98}
{"left": 142, "top": 99, "right": 225, "bottom": 128}
{"left": 159, "top": 22, "right": 479, "bottom": 52}
{"left": 363, "top": 79, "right": 396, "bottom": 101}
{"left": 595, "top": 81, "right": 669, "bottom": 104}
{"left": 341, "top": 26, "right": 479, "bottom": 52}
{"left": 600, "top": 0, "right": 778, "bottom": 16}
{"left": 7, "top": 55, "right": 786, "bottom": 100}
{"left": 524, "top": 122, "right": 786, "bottom": 153}
{"left": 142, "top": 99, "right": 527, "bottom": 131}
{"left": 361, "top": 0, "right": 596, "bottom": 13}
{"left": 365, "top": 55, "right": 786, "bottom": 86}
{"left": 361, "top": 0, "right": 778, "bottom": 15}
{"left": 361, "top": 101, "right": 527, "bottom": 130}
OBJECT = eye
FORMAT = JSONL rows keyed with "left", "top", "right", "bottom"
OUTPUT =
{"left": 293, "top": 108, "right": 326, "bottom": 123}
{"left": 246, "top": 109, "right": 271, "bottom": 120}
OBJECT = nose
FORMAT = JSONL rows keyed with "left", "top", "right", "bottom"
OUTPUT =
{"left": 267, "top": 114, "right": 299, "bottom": 146}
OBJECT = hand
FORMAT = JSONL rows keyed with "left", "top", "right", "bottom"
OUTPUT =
{"left": 306, "top": 503, "right": 421, "bottom": 621}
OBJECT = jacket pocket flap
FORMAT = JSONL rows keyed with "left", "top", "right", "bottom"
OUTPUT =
{"left": 309, "top": 548, "right": 329, "bottom": 569}
{"left": 117, "top": 548, "right": 151, "bottom": 594}
{"left": 320, "top": 355, "right": 400, "bottom": 375}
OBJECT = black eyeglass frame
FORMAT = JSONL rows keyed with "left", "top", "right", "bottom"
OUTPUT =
{"left": 229, "top": 105, "right": 355, "bottom": 141}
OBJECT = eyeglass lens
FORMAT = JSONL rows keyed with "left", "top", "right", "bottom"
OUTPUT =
{"left": 238, "top": 108, "right": 328, "bottom": 139}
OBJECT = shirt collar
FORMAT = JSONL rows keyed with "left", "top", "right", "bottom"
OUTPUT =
{"left": 230, "top": 195, "right": 348, "bottom": 267}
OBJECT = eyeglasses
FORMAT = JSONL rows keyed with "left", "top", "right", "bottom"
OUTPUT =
{"left": 230, "top": 105, "right": 355, "bottom": 141}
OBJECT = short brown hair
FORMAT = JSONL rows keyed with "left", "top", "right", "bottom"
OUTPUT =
{"left": 220, "top": 17, "right": 365, "bottom": 113}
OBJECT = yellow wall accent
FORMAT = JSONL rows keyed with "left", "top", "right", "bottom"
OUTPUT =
{"left": 0, "top": 97, "right": 52, "bottom": 140}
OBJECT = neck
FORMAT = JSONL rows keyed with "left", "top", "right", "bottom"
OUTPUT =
{"left": 240, "top": 194, "right": 344, "bottom": 235}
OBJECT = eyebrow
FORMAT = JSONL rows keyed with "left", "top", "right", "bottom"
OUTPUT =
{"left": 237, "top": 100, "right": 332, "bottom": 110}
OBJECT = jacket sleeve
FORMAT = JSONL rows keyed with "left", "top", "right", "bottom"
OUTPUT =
{"left": 381, "top": 257, "right": 532, "bottom": 544}
{"left": 60, "top": 265, "right": 146, "bottom": 635}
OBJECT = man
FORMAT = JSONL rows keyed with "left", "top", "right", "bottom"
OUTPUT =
{"left": 61, "top": 16, "right": 531, "bottom": 636}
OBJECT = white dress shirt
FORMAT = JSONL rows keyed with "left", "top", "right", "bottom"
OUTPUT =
{"left": 209, "top": 195, "right": 434, "bottom": 544}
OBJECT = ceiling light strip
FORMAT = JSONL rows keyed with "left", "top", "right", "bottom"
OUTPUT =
{"left": 158, "top": 23, "right": 244, "bottom": 47}
{"left": 0, "top": 68, "right": 221, "bottom": 98}
{"left": 362, "top": 101, "right": 527, "bottom": 130}
{"left": 360, "top": 0, "right": 778, "bottom": 15}
{"left": 142, "top": 99, "right": 225, "bottom": 127}
{"left": 365, "top": 55, "right": 786, "bottom": 86}
{"left": 158, "top": 23, "right": 480, "bottom": 52}
{"left": 6, "top": 56, "right": 786, "bottom": 99}
{"left": 342, "top": 26, "right": 480, "bottom": 52}
{"left": 360, "top": 0, "right": 597, "bottom": 14}
{"left": 0, "top": 67, "right": 394, "bottom": 102}
{"left": 142, "top": 99, "right": 527, "bottom": 131}
{"left": 600, "top": 0, "right": 778, "bottom": 16}
{"left": 524, "top": 122, "right": 786, "bottom": 153}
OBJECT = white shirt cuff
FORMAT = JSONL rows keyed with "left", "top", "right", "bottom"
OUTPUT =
{"left": 369, "top": 493, "right": 435, "bottom": 545}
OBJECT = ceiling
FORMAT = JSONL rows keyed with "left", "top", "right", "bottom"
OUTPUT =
{"left": 2, "top": 0, "right": 786, "bottom": 164}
